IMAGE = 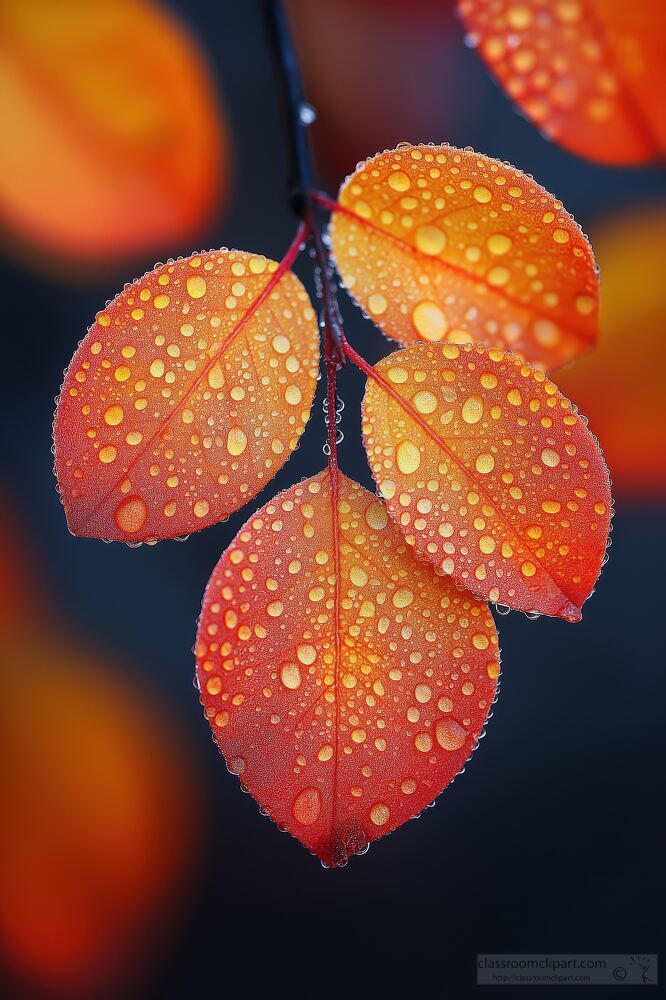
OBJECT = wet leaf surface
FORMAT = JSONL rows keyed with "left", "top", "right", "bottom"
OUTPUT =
{"left": 458, "top": 0, "right": 666, "bottom": 164}
{"left": 196, "top": 470, "right": 498, "bottom": 867}
{"left": 362, "top": 341, "right": 612, "bottom": 619}
{"left": 330, "top": 143, "right": 599, "bottom": 371}
{"left": 54, "top": 248, "right": 319, "bottom": 541}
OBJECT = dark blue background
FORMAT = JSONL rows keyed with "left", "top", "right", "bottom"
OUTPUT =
{"left": 2, "top": 1, "right": 662, "bottom": 997}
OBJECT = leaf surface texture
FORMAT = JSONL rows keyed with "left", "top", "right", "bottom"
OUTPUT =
{"left": 458, "top": 0, "right": 666, "bottom": 164}
{"left": 330, "top": 143, "right": 598, "bottom": 371}
{"left": 196, "top": 471, "right": 499, "bottom": 866}
{"left": 362, "top": 342, "right": 611, "bottom": 619}
{"left": 54, "top": 249, "right": 319, "bottom": 541}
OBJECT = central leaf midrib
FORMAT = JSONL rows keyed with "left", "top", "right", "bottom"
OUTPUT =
{"left": 366, "top": 366, "right": 580, "bottom": 610}
{"left": 328, "top": 468, "right": 343, "bottom": 863}
{"left": 76, "top": 263, "right": 291, "bottom": 529}
{"left": 334, "top": 201, "right": 596, "bottom": 347}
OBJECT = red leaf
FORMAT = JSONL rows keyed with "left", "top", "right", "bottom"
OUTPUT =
{"left": 361, "top": 342, "right": 612, "bottom": 620}
{"left": 196, "top": 470, "right": 499, "bottom": 867}
{"left": 329, "top": 143, "right": 599, "bottom": 371}
{"left": 458, "top": 0, "right": 666, "bottom": 165}
{"left": 54, "top": 247, "right": 319, "bottom": 542}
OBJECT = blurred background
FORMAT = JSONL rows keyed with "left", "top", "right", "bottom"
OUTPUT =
{"left": 1, "top": 1, "right": 663, "bottom": 996}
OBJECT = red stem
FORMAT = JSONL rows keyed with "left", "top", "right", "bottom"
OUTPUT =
{"left": 311, "top": 190, "right": 341, "bottom": 215}
{"left": 339, "top": 334, "right": 376, "bottom": 382}
{"left": 339, "top": 330, "right": 433, "bottom": 436}
{"left": 324, "top": 315, "right": 342, "bottom": 856}
{"left": 324, "top": 345, "right": 340, "bottom": 470}
{"left": 302, "top": 203, "right": 345, "bottom": 470}
{"left": 341, "top": 332, "right": 458, "bottom": 448}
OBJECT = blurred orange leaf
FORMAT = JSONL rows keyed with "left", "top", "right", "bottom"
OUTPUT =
{"left": 330, "top": 144, "right": 599, "bottom": 371}
{"left": 0, "top": 0, "right": 228, "bottom": 265}
{"left": 0, "top": 629, "right": 199, "bottom": 996}
{"left": 457, "top": 0, "right": 666, "bottom": 165}
{"left": 362, "top": 341, "right": 611, "bottom": 620}
{"left": 557, "top": 205, "right": 666, "bottom": 498}
{"left": 196, "top": 471, "right": 499, "bottom": 867}
{"left": 0, "top": 493, "right": 200, "bottom": 994}
{"left": 54, "top": 247, "right": 319, "bottom": 542}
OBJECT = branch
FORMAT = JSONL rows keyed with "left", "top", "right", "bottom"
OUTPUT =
{"left": 261, "top": 0, "right": 345, "bottom": 367}
{"left": 261, "top": 0, "right": 314, "bottom": 217}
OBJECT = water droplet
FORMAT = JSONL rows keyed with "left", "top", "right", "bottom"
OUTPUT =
{"left": 292, "top": 787, "right": 322, "bottom": 826}
{"left": 412, "top": 300, "right": 447, "bottom": 341}
{"left": 114, "top": 496, "right": 147, "bottom": 534}
{"left": 299, "top": 102, "right": 317, "bottom": 125}
{"left": 435, "top": 718, "right": 466, "bottom": 750}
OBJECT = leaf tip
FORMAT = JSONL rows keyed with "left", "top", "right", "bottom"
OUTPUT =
{"left": 317, "top": 825, "right": 369, "bottom": 870}
{"left": 559, "top": 601, "right": 583, "bottom": 624}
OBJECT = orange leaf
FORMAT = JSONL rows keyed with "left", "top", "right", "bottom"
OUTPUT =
{"left": 557, "top": 205, "right": 666, "bottom": 497}
{"left": 0, "top": 0, "right": 227, "bottom": 264}
{"left": 0, "top": 497, "right": 200, "bottom": 994}
{"left": 0, "top": 630, "right": 198, "bottom": 996}
{"left": 330, "top": 143, "right": 599, "bottom": 371}
{"left": 361, "top": 341, "right": 612, "bottom": 620}
{"left": 457, "top": 0, "right": 666, "bottom": 165}
{"left": 196, "top": 470, "right": 499, "bottom": 867}
{"left": 54, "top": 248, "right": 319, "bottom": 542}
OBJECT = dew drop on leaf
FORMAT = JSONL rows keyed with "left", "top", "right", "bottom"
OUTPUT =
{"left": 329, "top": 143, "right": 599, "bottom": 371}
{"left": 361, "top": 341, "right": 612, "bottom": 620}
{"left": 196, "top": 471, "right": 499, "bottom": 867}
{"left": 53, "top": 249, "right": 319, "bottom": 541}
{"left": 457, "top": 0, "right": 666, "bottom": 164}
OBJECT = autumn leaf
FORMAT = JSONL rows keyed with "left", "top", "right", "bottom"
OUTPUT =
{"left": 329, "top": 143, "right": 599, "bottom": 371}
{"left": 54, "top": 247, "right": 319, "bottom": 542}
{"left": 457, "top": 0, "right": 666, "bottom": 165}
{"left": 196, "top": 470, "right": 499, "bottom": 867}
{"left": 0, "top": 629, "right": 199, "bottom": 995}
{"left": 0, "top": 493, "right": 200, "bottom": 993}
{"left": 557, "top": 205, "right": 666, "bottom": 498}
{"left": 361, "top": 341, "right": 612, "bottom": 620}
{"left": 0, "top": 0, "right": 227, "bottom": 265}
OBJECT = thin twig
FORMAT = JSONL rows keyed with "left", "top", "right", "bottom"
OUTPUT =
{"left": 261, "top": 0, "right": 345, "bottom": 366}
{"left": 261, "top": 0, "right": 313, "bottom": 216}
